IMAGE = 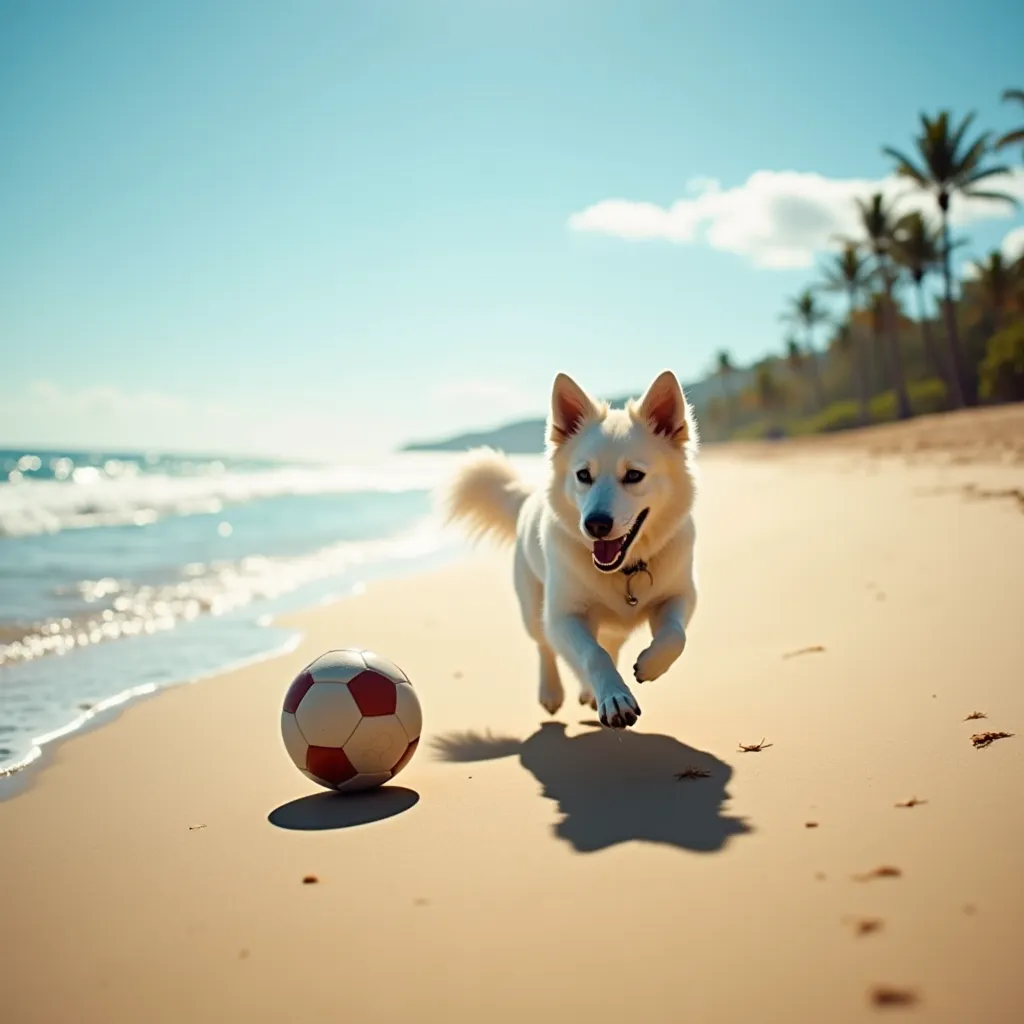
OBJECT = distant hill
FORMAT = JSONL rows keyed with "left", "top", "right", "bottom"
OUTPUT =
{"left": 400, "top": 371, "right": 753, "bottom": 453}
{"left": 402, "top": 418, "right": 547, "bottom": 454}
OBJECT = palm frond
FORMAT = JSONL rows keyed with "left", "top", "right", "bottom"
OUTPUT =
{"left": 882, "top": 146, "right": 928, "bottom": 185}
{"left": 960, "top": 164, "right": 1015, "bottom": 186}
{"left": 961, "top": 188, "right": 1019, "bottom": 206}
{"left": 950, "top": 134, "right": 991, "bottom": 182}
{"left": 948, "top": 111, "right": 978, "bottom": 163}
{"left": 1001, "top": 88, "right": 1024, "bottom": 105}
{"left": 995, "top": 128, "right": 1024, "bottom": 150}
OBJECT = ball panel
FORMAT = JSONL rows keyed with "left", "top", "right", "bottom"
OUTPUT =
{"left": 336, "top": 772, "right": 392, "bottom": 793}
{"left": 393, "top": 682, "right": 423, "bottom": 741}
{"left": 280, "top": 711, "right": 308, "bottom": 769}
{"left": 347, "top": 671, "right": 398, "bottom": 717}
{"left": 294, "top": 682, "right": 362, "bottom": 747}
{"left": 307, "top": 649, "right": 367, "bottom": 684}
{"left": 360, "top": 650, "right": 410, "bottom": 684}
{"left": 390, "top": 737, "right": 419, "bottom": 778}
{"left": 300, "top": 768, "right": 335, "bottom": 791}
{"left": 344, "top": 714, "right": 408, "bottom": 774}
{"left": 282, "top": 670, "right": 315, "bottom": 714}
{"left": 306, "top": 745, "right": 359, "bottom": 786}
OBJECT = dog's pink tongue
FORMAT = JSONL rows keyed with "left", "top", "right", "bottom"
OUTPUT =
{"left": 593, "top": 537, "right": 623, "bottom": 565}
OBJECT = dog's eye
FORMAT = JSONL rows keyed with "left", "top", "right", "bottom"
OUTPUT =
{"left": 576, "top": 468, "right": 593, "bottom": 485}
{"left": 622, "top": 469, "right": 646, "bottom": 485}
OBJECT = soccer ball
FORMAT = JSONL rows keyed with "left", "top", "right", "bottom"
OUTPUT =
{"left": 280, "top": 649, "right": 422, "bottom": 792}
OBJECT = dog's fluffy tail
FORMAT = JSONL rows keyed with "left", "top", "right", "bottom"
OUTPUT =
{"left": 442, "top": 447, "right": 532, "bottom": 546}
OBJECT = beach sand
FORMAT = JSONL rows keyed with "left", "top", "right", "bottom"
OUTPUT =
{"left": 3, "top": 410, "right": 1024, "bottom": 1023}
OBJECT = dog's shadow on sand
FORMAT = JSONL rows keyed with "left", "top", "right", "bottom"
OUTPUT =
{"left": 432, "top": 721, "right": 751, "bottom": 853}
{"left": 268, "top": 787, "right": 419, "bottom": 831}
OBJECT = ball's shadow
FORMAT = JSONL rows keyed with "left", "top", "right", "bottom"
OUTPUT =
{"left": 268, "top": 786, "right": 419, "bottom": 831}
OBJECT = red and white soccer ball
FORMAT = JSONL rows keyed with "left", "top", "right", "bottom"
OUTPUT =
{"left": 281, "top": 649, "right": 422, "bottom": 792}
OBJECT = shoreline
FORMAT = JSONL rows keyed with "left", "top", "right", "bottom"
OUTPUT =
{"left": 0, "top": 537, "right": 465, "bottom": 793}
{"left": 0, "top": 631, "right": 304, "bottom": 799}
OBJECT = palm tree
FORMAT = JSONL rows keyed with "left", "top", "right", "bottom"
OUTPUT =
{"left": 970, "top": 251, "right": 1014, "bottom": 332}
{"left": 995, "top": 88, "right": 1024, "bottom": 162}
{"left": 1013, "top": 251, "right": 1024, "bottom": 317}
{"left": 883, "top": 110, "right": 1018, "bottom": 405}
{"left": 715, "top": 350, "right": 738, "bottom": 430}
{"left": 865, "top": 290, "right": 889, "bottom": 397}
{"left": 784, "top": 337, "right": 809, "bottom": 413}
{"left": 891, "top": 211, "right": 947, "bottom": 387}
{"left": 820, "top": 242, "right": 874, "bottom": 425}
{"left": 754, "top": 362, "right": 782, "bottom": 421}
{"left": 785, "top": 336, "right": 804, "bottom": 374}
{"left": 829, "top": 323, "right": 855, "bottom": 362}
{"left": 854, "top": 193, "right": 913, "bottom": 419}
{"left": 780, "top": 289, "right": 828, "bottom": 409}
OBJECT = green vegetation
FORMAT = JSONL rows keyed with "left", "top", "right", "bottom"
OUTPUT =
{"left": 979, "top": 322, "right": 1024, "bottom": 402}
{"left": 701, "top": 87, "right": 1024, "bottom": 444}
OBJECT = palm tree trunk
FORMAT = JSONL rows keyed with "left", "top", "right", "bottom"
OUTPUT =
{"left": 914, "top": 281, "right": 947, "bottom": 394}
{"left": 848, "top": 289, "right": 869, "bottom": 426}
{"left": 939, "top": 208, "right": 969, "bottom": 408}
{"left": 804, "top": 333, "right": 825, "bottom": 409}
{"left": 719, "top": 375, "right": 732, "bottom": 431}
{"left": 883, "top": 276, "right": 912, "bottom": 420}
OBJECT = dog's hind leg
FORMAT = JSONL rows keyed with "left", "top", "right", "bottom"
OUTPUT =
{"left": 536, "top": 645, "right": 563, "bottom": 715}
{"left": 514, "top": 548, "right": 564, "bottom": 715}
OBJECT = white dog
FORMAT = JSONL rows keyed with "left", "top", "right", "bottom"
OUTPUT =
{"left": 443, "top": 370, "right": 699, "bottom": 730}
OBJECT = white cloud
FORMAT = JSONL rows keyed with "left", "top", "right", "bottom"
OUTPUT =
{"left": 568, "top": 167, "right": 1024, "bottom": 270}
{"left": 1002, "top": 224, "right": 1024, "bottom": 261}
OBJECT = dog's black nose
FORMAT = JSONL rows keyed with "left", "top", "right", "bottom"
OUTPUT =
{"left": 584, "top": 513, "right": 614, "bottom": 539}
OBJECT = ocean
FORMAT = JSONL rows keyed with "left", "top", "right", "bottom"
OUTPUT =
{"left": 0, "top": 447, "right": 542, "bottom": 778}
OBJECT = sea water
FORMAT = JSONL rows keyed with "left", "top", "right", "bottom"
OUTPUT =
{"left": 0, "top": 447, "right": 542, "bottom": 777}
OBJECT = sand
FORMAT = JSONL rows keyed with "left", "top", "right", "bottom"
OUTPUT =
{"left": 3, "top": 412, "right": 1024, "bottom": 1023}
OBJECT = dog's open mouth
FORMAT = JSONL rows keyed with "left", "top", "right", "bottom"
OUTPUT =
{"left": 592, "top": 509, "right": 649, "bottom": 573}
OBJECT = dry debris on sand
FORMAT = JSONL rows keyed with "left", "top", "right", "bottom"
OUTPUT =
{"left": 302, "top": 875, "right": 319, "bottom": 885}
{"left": 853, "top": 865, "right": 902, "bottom": 882}
{"left": 738, "top": 738, "right": 773, "bottom": 752}
{"left": 971, "top": 731, "right": 1013, "bottom": 749}
{"left": 870, "top": 985, "right": 919, "bottom": 1007}
{"left": 849, "top": 917, "right": 884, "bottom": 937}
{"left": 674, "top": 765, "right": 711, "bottom": 780}
{"left": 964, "top": 711, "right": 987, "bottom": 721}
{"left": 894, "top": 797, "right": 926, "bottom": 809}
{"left": 782, "top": 644, "right": 826, "bottom": 659}
{"left": 961, "top": 483, "right": 1024, "bottom": 512}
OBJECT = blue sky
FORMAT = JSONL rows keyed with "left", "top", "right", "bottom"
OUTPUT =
{"left": 2, "top": 0, "right": 1022, "bottom": 459}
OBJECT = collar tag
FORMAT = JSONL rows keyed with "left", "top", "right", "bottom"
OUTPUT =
{"left": 621, "top": 560, "right": 653, "bottom": 606}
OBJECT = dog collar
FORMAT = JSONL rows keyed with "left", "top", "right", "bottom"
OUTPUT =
{"left": 621, "top": 559, "right": 653, "bottom": 606}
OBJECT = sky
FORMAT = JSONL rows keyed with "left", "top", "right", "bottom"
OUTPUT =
{"left": 2, "top": 0, "right": 1023, "bottom": 460}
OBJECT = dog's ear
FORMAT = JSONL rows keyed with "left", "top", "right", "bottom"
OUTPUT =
{"left": 637, "top": 370, "right": 691, "bottom": 446}
{"left": 549, "top": 373, "right": 597, "bottom": 446}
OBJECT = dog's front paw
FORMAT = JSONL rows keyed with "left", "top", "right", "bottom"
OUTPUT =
{"left": 633, "top": 631, "right": 686, "bottom": 683}
{"left": 597, "top": 690, "right": 641, "bottom": 730}
{"left": 578, "top": 686, "right": 597, "bottom": 711}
